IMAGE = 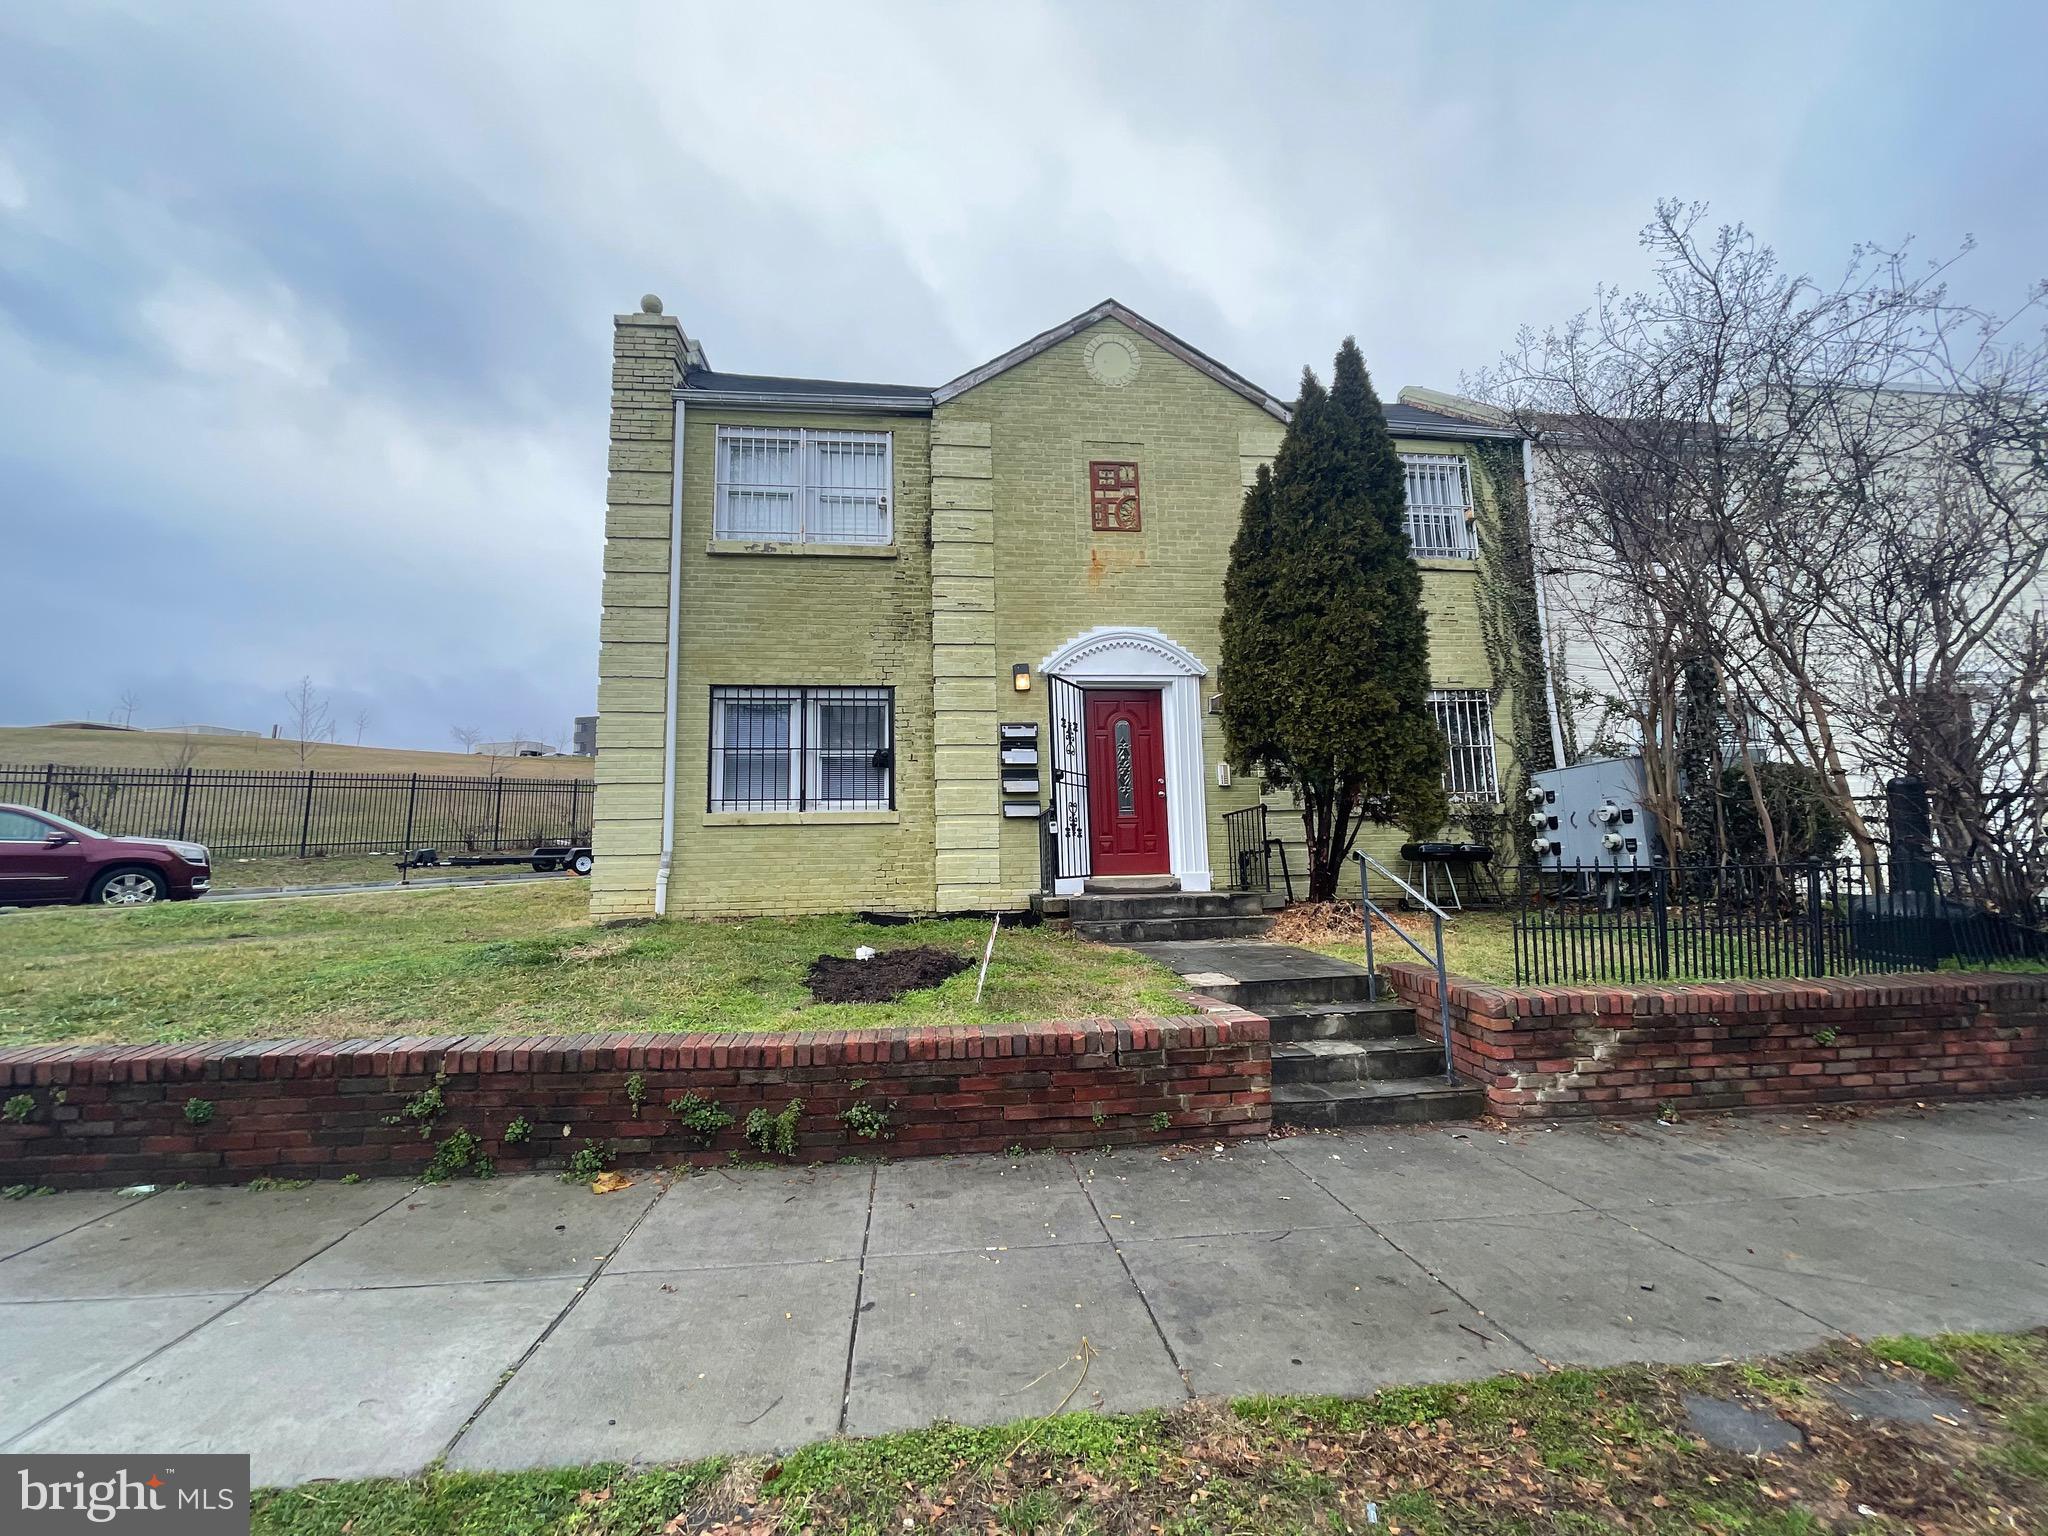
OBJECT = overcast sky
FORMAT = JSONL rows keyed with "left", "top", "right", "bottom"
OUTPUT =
{"left": 2, "top": 1, "right": 2042, "bottom": 749}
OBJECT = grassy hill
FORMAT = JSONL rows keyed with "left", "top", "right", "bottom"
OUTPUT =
{"left": 0, "top": 726, "right": 593, "bottom": 780}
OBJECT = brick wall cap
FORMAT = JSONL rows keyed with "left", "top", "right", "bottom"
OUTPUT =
{"left": 1381, "top": 962, "right": 2044, "bottom": 1020}
{"left": 0, "top": 1011, "right": 1272, "bottom": 1080}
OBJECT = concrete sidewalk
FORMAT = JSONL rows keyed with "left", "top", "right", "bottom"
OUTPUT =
{"left": 2, "top": 1103, "right": 2042, "bottom": 1486}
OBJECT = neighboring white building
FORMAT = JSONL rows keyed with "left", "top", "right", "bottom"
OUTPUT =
{"left": 148, "top": 723, "right": 262, "bottom": 738}
{"left": 1397, "top": 383, "right": 2048, "bottom": 811}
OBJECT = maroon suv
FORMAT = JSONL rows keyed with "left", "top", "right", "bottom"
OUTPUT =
{"left": 0, "top": 804, "right": 212, "bottom": 907}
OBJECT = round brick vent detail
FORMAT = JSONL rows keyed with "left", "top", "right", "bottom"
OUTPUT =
{"left": 1083, "top": 333, "right": 1140, "bottom": 388}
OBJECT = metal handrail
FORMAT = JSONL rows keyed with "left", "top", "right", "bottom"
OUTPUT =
{"left": 1355, "top": 849, "right": 1452, "bottom": 920}
{"left": 1350, "top": 849, "right": 1456, "bottom": 1081}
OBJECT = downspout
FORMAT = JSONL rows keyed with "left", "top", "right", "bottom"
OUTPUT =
{"left": 1523, "top": 436, "right": 1569, "bottom": 769}
{"left": 653, "top": 398, "right": 686, "bottom": 916}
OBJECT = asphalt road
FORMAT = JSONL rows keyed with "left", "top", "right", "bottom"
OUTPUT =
{"left": 203, "top": 870, "right": 565, "bottom": 901}
{"left": 0, "top": 870, "right": 566, "bottom": 914}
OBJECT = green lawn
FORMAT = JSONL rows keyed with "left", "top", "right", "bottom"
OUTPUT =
{"left": 248, "top": 1331, "right": 2048, "bottom": 1535}
{"left": 209, "top": 854, "right": 527, "bottom": 891}
{"left": 1286, "top": 907, "right": 1521, "bottom": 986}
{"left": 0, "top": 883, "right": 1186, "bottom": 1048}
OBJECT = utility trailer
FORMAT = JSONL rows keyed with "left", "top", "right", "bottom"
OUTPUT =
{"left": 398, "top": 843, "right": 593, "bottom": 876}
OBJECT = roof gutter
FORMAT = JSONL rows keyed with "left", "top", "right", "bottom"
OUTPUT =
{"left": 653, "top": 397, "right": 685, "bottom": 918}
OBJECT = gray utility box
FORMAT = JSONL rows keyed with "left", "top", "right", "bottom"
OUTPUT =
{"left": 1526, "top": 755, "right": 1664, "bottom": 867}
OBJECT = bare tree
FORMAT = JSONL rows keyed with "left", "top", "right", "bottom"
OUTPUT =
{"left": 1816, "top": 335, "right": 2048, "bottom": 914}
{"left": 450, "top": 724, "right": 484, "bottom": 755}
{"left": 285, "top": 677, "right": 334, "bottom": 766}
{"left": 351, "top": 707, "right": 372, "bottom": 747}
{"left": 1472, "top": 201, "right": 2045, "bottom": 919}
{"left": 112, "top": 689, "right": 140, "bottom": 728}
{"left": 156, "top": 732, "right": 202, "bottom": 774}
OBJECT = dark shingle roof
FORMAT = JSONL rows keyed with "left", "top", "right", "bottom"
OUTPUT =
{"left": 1382, "top": 400, "right": 1517, "bottom": 439}
{"left": 682, "top": 354, "right": 1518, "bottom": 439}
{"left": 683, "top": 369, "right": 931, "bottom": 401}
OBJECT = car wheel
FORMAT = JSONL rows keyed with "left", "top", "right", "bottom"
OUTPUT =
{"left": 569, "top": 852, "right": 594, "bottom": 876}
{"left": 91, "top": 868, "right": 168, "bottom": 907}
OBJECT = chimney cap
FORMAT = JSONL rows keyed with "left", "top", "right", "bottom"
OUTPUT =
{"left": 639, "top": 294, "right": 663, "bottom": 314}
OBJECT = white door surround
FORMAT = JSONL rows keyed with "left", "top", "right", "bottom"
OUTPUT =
{"left": 1040, "top": 625, "right": 1211, "bottom": 894}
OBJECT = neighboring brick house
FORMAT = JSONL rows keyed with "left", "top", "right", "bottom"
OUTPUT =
{"left": 593, "top": 297, "right": 1536, "bottom": 920}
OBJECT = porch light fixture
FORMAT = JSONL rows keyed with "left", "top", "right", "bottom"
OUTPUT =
{"left": 1012, "top": 664, "right": 1031, "bottom": 693}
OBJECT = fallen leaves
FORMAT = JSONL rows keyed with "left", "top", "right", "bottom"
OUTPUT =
{"left": 379, "top": 1336, "right": 2048, "bottom": 1536}
{"left": 590, "top": 1171, "right": 634, "bottom": 1194}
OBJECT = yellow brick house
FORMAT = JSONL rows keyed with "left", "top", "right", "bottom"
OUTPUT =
{"left": 592, "top": 297, "right": 1534, "bottom": 921}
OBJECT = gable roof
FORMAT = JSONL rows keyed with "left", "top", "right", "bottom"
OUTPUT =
{"left": 931, "top": 300, "right": 1293, "bottom": 423}
{"left": 672, "top": 304, "right": 1522, "bottom": 442}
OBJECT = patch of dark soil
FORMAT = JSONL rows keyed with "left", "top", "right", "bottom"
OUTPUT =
{"left": 807, "top": 947, "right": 970, "bottom": 1004}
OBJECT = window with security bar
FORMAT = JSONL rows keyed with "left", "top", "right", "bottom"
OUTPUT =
{"left": 1402, "top": 453, "right": 1478, "bottom": 559}
{"left": 713, "top": 426, "right": 893, "bottom": 544}
{"left": 1429, "top": 689, "right": 1501, "bottom": 801}
{"left": 709, "top": 686, "right": 894, "bottom": 811}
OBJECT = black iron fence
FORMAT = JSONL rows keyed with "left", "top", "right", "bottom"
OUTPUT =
{"left": 1222, "top": 803, "right": 1294, "bottom": 898}
{"left": 1223, "top": 805, "right": 1267, "bottom": 892}
{"left": 1512, "top": 859, "right": 2046, "bottom": 987}
{"left": 1, "top": 762, "right": 594, "bottom": 858}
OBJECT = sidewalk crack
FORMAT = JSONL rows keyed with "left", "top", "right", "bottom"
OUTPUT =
{"left": 835, "top": 1166, "right": 878, "bottom": 1434}
{"left": 1285, "top": 1146, "right": 1544, "bottom": 1362}
{"left": 437, "top": 1173, "right": 671, "bottom": 1464}
{"left": 1072, "top": 1155, "right": 1192, "bottom": 1397}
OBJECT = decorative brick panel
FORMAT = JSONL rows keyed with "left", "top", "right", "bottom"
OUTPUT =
{"left": 0, "top": 1009, "right": 1270, "bottom": 1189}
{"left": 1382, "top": 964, "right": 2048, "bottom": 1119}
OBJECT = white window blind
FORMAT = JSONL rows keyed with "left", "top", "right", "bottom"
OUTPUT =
{"left": 714, "top": 427, "right": 892, "bottom": 544}
{"left": 1402, "top": 453, "right": 1478, "bottom": 559}
{"left": 709, "top": 686, "right": 894, "bottom": 812}
{"left": 1429, "top": 689, "right": 1500, "bottom": 801}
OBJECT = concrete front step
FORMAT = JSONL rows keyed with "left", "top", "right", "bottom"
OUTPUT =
{"left": 1193, "top": 966, "right": 1380, "bottom": 1012}
{"left": 1071, "top": 914, "right": 1273, "bottom": 944}
{"left": 1065, "top": 891, "right": 1265, "bottom": 921}
{"left": 1266, "top": 999, "right": 1418, "bottom": 1043}
{"left": 1124, "top": 939, "right": 1381, "bottom": 1012}
{"left": 1273, "top": 1077, "right": 1489, "bottom": 1128}
{"left": 1274, "top": 1037, "right": 1445, "bottom": 1085}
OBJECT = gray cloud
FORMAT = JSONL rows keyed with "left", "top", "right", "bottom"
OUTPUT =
{"left": 1, "top": 0, "right": 2041, "bottom": 746}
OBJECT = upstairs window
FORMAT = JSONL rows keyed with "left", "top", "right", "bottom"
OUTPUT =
{"left": 709, "top": 686, "right": 894, "bottom": 812}
{"left": 714, "top": 426, "right": 892, "bottom": 544}
{"left": 1429, "top": 689, "right": 1500, "bottom": 801}
{"left": 1402, "top": 453, "right": 1478, "bottom": 559}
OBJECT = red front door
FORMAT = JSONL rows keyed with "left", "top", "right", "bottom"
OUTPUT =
{"left": 1084, "top": 689, "right": 1169, "bottom": 876}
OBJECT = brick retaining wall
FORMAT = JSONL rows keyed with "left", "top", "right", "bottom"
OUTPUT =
{"left": 1382, "top": 964, "right": 2048, "bottom": 1119}
{"left": 0, "top": 1009, "right": 1270, "bottom": 1189}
